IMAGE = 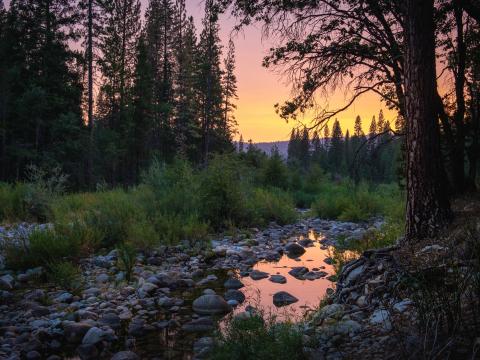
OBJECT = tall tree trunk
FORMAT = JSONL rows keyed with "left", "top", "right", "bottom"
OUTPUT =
{"left": 404, "top": 0, "right": 452, "bottom": 241}
{"left": 87, "top": 0, "right": 94, "bottom": 187}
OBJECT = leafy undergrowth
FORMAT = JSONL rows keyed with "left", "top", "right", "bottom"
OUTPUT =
{"left": 211, "top": 313, "right": 306, "bottom": 360}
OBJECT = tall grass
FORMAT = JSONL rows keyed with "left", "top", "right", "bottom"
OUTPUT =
{"left": 211, "top": 313, "right": 305, "bottom": 360}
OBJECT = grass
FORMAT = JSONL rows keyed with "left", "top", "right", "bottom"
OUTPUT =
{"left": 211, "top": 313, "right": 306, "bottom": 360}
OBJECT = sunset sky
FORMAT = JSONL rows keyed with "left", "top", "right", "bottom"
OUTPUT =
{"left": 182, "top": 0, "right": 396, "bottom": 142}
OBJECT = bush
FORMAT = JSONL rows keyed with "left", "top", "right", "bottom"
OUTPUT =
{"left": 0, "top": 182, "right": 29, "bottom": 222}
{"left": 312, "top": 181, "right": 402, "bottom": 222}
{"left": 247, "top": 188, "right": 297, "bottom": 226}
{"left": 117, "top": 243, "right": 137, "bottom": 283}
{"left": 47, "top": 261, "right": 82, "bottom": 292}
{"left": 211, "top": 314, "right": 306, "bottom": 360}
{"left": 4, "top": 228, "right": 79, "bottom": 270}
{"left": 199, "top": 155, "right": 249, "bottom": 229}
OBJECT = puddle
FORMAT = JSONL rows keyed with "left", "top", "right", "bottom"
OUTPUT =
{"left": 234, "top": 230, "right": 337, "bottom": 319}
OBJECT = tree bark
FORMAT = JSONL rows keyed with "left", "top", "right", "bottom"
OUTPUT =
{"left": 404, "top": 0, "right": 452, "bottom": 241}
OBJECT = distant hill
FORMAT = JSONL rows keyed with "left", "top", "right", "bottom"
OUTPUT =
{"left": 253, "top": 141, "right": 289, "bottom": 157}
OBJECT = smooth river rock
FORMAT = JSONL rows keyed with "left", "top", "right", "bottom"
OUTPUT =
{"left": 269, "top": 275, "right": 287, "bottom": 284}
{"left": 250, "top": 270, "right": 269, "bottom": 280}
{"left": 285, "top": 243, "right": 306, "bottom": 257}
{"left": 223, "top": 278, "right": 244, "bottom": 290}
{"left": 273, "top": 291, "right": 298, "bottom": 307}
{"left": 192, "top": 295, "right": 232, "bottom": 315}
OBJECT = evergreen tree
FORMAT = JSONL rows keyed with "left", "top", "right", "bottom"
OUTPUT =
{"left": 328, "top": 119, "right": 344, "bottom": 174}
{"left": 144, "top": 0, "right": 176, "bottom": 160}
{"left": 238, "top": 134, "right": 244, "bottom": 152}
{"left": 222, "top": 38, "right": 238, "bottom": 143}
{"left": 197, "top": 0, "right": 226, "bottom": 163}
{"left": 96, "top": 0, "right": 141, "bottom": 183}
{"left": 299, "top": 127, "right": 310, "bottom": 169}
{"left": 130, "top": 35, "right": 154, "bottom": 182}
{"left": 0, "top": 0, "right": 85, "bottom": 184}
{"left": 174, "top": 11, "right": 199, "bottom": 159}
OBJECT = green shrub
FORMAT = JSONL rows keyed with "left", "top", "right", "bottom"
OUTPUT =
{"left": 199, "top": 155, "right": 248, "bottom": 229}
{"left": 126, "top": 220, "right": 158, "bottom": 251}
{"left": 211, "top": 314, "right": 305, "bottom": 360}
{"left": 4, "top": 228, "right": 79, "bottom": 270}
{"left": 0, "top": 182, "right": 29, "bottom": 222}
{"left": 47, "top": 261, "right": 82, "bottom": 292}
{"left": 248, "top": 188, "right": 297, "bottom": 226}
{"left": 117, "top": 243, "right": 137, "bottom": 283}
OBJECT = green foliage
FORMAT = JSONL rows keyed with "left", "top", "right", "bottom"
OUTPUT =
{"left": 0, "top": 182, "right": 29, "bottom": 222}
{"left": 117, "top": 243, "right": 137, "bottom": 283}
{"left": 247, "top": 188, "right": 297, "bottom": 226}
{"left": 4, "top": 228, "right": 79, "bottom": 271}
{"left": 47, "top": 261, "right": 82, "bottom": 292}
{"left": 211, "top": 314, "right": 306, "bottom": 360}
{"left": 312, "top": 181, "right": 402, "bottom": 222}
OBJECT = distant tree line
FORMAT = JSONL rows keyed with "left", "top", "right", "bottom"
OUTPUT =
{"left": 0, "top": 0, "right": 237, "bottom": 188}
{"left": 287, "top": 111, "right": 401, "bottom": 184}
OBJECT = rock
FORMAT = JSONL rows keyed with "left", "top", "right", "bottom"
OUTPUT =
{"left": 96, "top": 273, "right": 109, "bottom": 283}
{"left": 111, "top": 351, "right": 139, "bottom": 360}
{"left": 55, "top": 292, "right": 74, "bottom": 303}
{"left": 393, "top": 299, "right": 413, "bottom": 313}
{"left": 311, "top": 304, "right": 345, "bottom": 325}
{"left": 64, "top": 322, "right": 93, "bottom": 343}
{"left": 182, "top": 317, "right": 215, "bottom": 333}
{"left": 298, "top": 238, "right": 313, "bottom": 247}
{"left": 192, "top": 295, "right": 232, "bottom": 315}
{"left": 203, "top": 289, "right": 216, "bottom": 295}
{"left": 0, "top": 274, "right": 14, "bottom": 290}
{"left": 98, "top": 313, "right": 121, "bottom": 330}
{"left": 227, "top": 299, "right": 239, "bottom": 307}
{"left": 82, "top": 327, "right": 104, "bottom": 345}
{"left": 269, "top": 275, "right": 287, "bottom": 284}
{"left": 288, "top": 267, "right": 309, "bottom": 279}
{"left": 223, "top": 278, "right": 244, "bottom": 290}
{"left": 193, "top": 337, "right": 214, "bottom": 358}
{"left": 77, "top": 344, "right": 99, "bottom": 360}
{"left": 26, "top": 351, "right": 41, "bottom": 360}
{"left": 138, "top": 282, "right": 158, "bottom": 298}
{"left": 273, "top": 291, "right": 298, "bottom": 307}
{"left": 250, "top": 270, "right": 269, "bottom": 280}
{"left": 224, "top": 289, "right": 245, "bottom": 303}
{"left": 369, "top": 309, "right": 392, "bottom": 331}
{"left": 323, "top": 257, "right": 334, "bottom": 265}
{"left": 285, "top": 243, "right": 306, "bottom": 257}
{"left": 83, "top": 288, "right": 101, "bottom": 297}
{"left": 333, "top": 320, "right": 362, "bottom": 335}
{"left": 344, "top": 265, "right": 365, "bottom": 285}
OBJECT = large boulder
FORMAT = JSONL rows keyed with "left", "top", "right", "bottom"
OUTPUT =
{"left": 288, "top": 267, "right": 309, "bottom": 279}
{"left": 273, "top": 291, "right": 298, "bottom": 307}
{"left": 223, "top": 278, "right": 244, "bottom": 290}
{"left": 192, "top": 295, "right": 232, "bottom": 315}
{"left": 224, "top": 289, "right": 245, "bottom": 303}
{"left": 63, "top": 322, "right": 94, "bottom": 344}
{"left": 285, "top": 243, "right": 306, "bottom": 257}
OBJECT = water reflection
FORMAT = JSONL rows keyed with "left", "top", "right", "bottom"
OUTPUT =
{"left": 235, "top": 230, "right": 337, "bottom": 319}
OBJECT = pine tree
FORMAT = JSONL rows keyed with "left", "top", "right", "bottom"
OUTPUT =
{"left": 144, "top": 0, "right": 176, "bottom": 160}
{"left": 96, "top": 0, "right": 141, "bottom": 182}
{"left": 329, "top": 119, "right": 344, "bottom": 174}
{"left": 131, "top": 35, "right": 154, "bottom": 182}
{"left": 0, "top": 0, "right": 85, "bottom": 184}
{"left": 299, "top": 127, "right": 310, "bottom": 169}
{"left": 238, "top": 134, "right": 244, "bottom": 152}
{"left": 197, "top": 0, "right": 225, "bottom": 163}
{"left": 174, "top": 10, "right": 199, "bottom": 158}
{"left": 222, "top": 39, "right": 238, "bottom": 143}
